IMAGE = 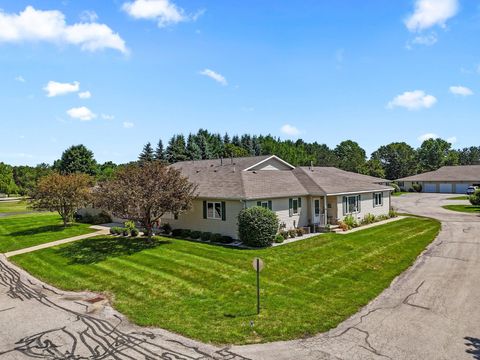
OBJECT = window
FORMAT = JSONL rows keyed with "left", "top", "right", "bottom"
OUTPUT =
{"left": 374, "top": 192, "right": 383, "bottom": 207}
{"left": 203, "top": 201, "right": 226, "bottom": 220}
{"left": 314, "top": 199, "right": 320, "bottom": 216}
{"left": 257, "top": 200, "right": 272, "bottom": 210}
{"left": 289, "top": 197, "right": 302, "bottom": 216}
{"left": 343, "top": 195, "right": 361, "bottom": 215}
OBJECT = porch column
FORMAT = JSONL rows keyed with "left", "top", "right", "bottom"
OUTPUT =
{"left": 323, "top": 196, "right": 328, "bottom": 226}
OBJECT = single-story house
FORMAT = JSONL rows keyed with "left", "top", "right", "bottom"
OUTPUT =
{"left": 164, "top": 155, "right": 393, "bottom": 238}
{"left": 397, "top": 165, "right": 480, "bottom": 194}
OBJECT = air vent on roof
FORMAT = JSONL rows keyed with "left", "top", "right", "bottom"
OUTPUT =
{"left": 196, "top": 170, "right": 200, "bottom": 173}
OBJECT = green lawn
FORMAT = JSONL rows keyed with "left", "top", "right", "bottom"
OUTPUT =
{"left": 12, "top": 217, "right": 440, "bottom": 344}
{"left": 442, "top": 204, "right": 480, "bottom": 214}
{"left": 392, "top": 191, "right": 408, "bottom": 196}
{"left": 445, "top": 196, "right": 469, "bottom": 201}
{"left": 0, "top": 213, "right": 96, "bottom": 253}
{"left": 0, "top": 200, "right": 31, "bottom": 213}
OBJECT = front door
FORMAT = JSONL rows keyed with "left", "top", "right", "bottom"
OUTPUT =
{"left": 313, "top": 198, "right": 321, "bottom": 224}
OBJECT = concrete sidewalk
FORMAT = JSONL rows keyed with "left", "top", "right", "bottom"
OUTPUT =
{"left": 4, "top": 225, "right": 110, "bottom": 258}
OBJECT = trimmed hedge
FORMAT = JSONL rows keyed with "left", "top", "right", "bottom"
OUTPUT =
{"left": 470, "top": 189, "right": 480, "bottom": 206}
{"left": 238, "top": 206, "right": 279, "bottom": 247}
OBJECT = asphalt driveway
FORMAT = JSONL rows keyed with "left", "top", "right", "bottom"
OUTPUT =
{"left": 1, "top": 193, "right": 479, "bottom": 359}
{"left": 233, "top": 193, "right": 480, "bottom": 359}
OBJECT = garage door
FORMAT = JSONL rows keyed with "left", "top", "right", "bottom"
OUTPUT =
{"left": 455, "top": 184, "right": 469, "bottom": 194}
{"left": 424, "top": 183, "right": 436, "bottom": 193}
{"left": 439, "top": 183, "right": 453, "bottom": 193}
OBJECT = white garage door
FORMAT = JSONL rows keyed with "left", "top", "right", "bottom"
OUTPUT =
{"left": 439, "top": 183, "right": 453, "bottom": 193}
{"left": 424, "top": 183, "right": 436, "bottom": 193}
{"left": 455, "top": 183, "right": 469, "bottom": 194}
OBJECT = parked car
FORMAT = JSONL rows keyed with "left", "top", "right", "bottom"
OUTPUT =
{"left": 466, "top": 186, "right": 479, "bottom": 195}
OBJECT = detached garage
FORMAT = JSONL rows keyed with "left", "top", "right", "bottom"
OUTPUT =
{"left": 397, "top": 165, "right": 480, "bottom": 194}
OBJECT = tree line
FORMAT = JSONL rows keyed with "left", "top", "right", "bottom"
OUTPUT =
{"left": 1, "top": 129, "right": 479, "bottom": 196}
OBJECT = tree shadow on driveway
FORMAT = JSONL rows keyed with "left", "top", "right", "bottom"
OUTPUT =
{"left": 465, "top": 337, "right": 480, "bottom": 359}
{"left": 57, "top": 236, "right": 170, "bottom": 265}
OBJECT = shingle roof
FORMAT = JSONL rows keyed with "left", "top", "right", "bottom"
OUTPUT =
{"left": 171, "top": 156, "right": 393, "bottom": 199}
{"left": 397, "top": 165, "right": 480, "bottom": 182}
{"left": 294, "top": 167, "right": 393, "bottom": 195}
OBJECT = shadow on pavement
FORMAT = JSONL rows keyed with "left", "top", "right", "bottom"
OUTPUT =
{"left": 465, "top": 337, "right": 480, "bottom": 359}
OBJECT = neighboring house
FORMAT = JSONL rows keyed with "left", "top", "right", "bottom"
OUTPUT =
{"left": 164, "top": 155, "right": 393, "bottom": 238}
{"left": 397, "top": 165, "right": 480, "bottom": 194}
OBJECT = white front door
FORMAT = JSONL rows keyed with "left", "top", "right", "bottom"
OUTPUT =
{"left": 313, "top": 198, "right": 321, "bottom": 224}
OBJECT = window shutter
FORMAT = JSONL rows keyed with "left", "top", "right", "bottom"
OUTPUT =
{"left": 268, "top": 200, "right": 272, "bottom": 210}
{"left": 343, "top": 196, "right": 347, "bottom": 216}
{"left": 221, "top": 201, "right": 226, "bottom": 221}
{"left": 298, "top": 197, "right": 302, "bottom": 209}
{"left": 289, "top": 198, "right": 293, "bottom": 217}
{"left": 257, "top": 201, "right": 262, "bottom": 207}
{"left": 357, "top": 195, "right": 361, "bottom": 212}
{"left": 203, "top": 201, "right": 207, "bottom": 219}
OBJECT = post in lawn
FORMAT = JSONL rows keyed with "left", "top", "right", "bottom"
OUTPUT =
{"left": 252, "top": 257, "right": 264, "bottom": 315}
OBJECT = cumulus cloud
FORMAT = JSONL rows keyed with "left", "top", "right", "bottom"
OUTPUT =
{"left": 199, "top": 69, "right": 227, "bottom": 86}
{"left": 387, "top": 90, "right": 437, "bottom": 110}
{"left": 0, "top": 6, "right": 127, "bottom": 54}
{"left": 79, "top": 10, "right": 98, "bottom": 22}
{"left": 418, "top": 133, "right": 438, "bottom": 142}
{"left": 405, "top": 0, "right": 459, "bottom": 32}
{"left": 78, "top": 90, "right": 91, "bottom": 99}
{"left": 66, "top": 106, "right": 96, "bottom": 121}
{"left": 44, "top": 81, "right": 79, "bottom": 97}
{"left": 449, "top": 85, "right": 473, "bottom": 96}
{"left": 447, "top": 136, "right": 457, "bottom": 144}
{"left": 123, "top": 121, "right": 134, "bottom": 128}
{"left": 122, "top": 0, "right": 203, "bottom": 27}
{"left": 280, "top": 124, "right": 301, "bottom": 136}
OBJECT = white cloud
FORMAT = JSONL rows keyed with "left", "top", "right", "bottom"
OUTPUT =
{"left": 280, "top": 124, "right": 301, "bottom": 136}
{"left": 405, "top": 0, "right": 459, "bottom": 32}
{"left": 101, "top": 114, "right": 115, "bottom": 120}
{"left": 44, "top": 80, "right": 79, "bottom": 97}
{"left": 410, "top": 33, "right": 438, "bottom": 46}
{"left": 78, "top": 90, "right": 91, "bottom": 99}
{"left": 15, "top": 75, "right": 26, "bottom": 82}
{"left": 79, "top": 10, "right": 98, "bottom": 22}
{"left": 418, "top": 133, "right": 438, "bottom": 142}
{"left": 387, "top": 90, "right": 437, "bottom": 110}
{"left": 447, "top": 136, "right": 457, "bottom": 144}
{"left": 123, "top": 121, "right": 134, "bottom": 128}
{"left": 449, "top": 85, "right": 473, "bottom": 96}
{"left": 122, "top": 0, "right": 202, "bottom": 27}
{"left": 199, "top": 69, "right": 227, "bottom": 86}
{"left": 0, "top": 6, "right": 127, "bottom": 54}
{"left": 66, "top": 106, "right": 96, "bottom": 121}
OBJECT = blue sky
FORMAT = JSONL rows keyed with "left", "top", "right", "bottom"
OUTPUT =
{"left": 0, "top": 0, "right": 479, "bottom": 165}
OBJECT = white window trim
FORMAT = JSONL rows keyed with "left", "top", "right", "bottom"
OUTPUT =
{"left": 344, "top": 195, "right": 360, "bottom": 215}
{"left": 374, "top": 192, "right": 383, "bottom": 207}
{"left": 207, "top": 201, "right": 222, "bottom": 220}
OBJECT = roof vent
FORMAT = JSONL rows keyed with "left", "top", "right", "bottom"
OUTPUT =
{"left": 220, "top": 157, "right": 223, "bottom": 166}
{"left": 196, "top": 170, "right": 200, "bottom": 173}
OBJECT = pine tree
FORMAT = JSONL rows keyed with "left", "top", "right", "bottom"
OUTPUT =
{"left": 166, "top": 135, "right": 187, "bottom": 163}
{"left": 232, "top": 135, "right": 241, "bottom": 147}
{"left": 139, "top": 142, "right": 155, "bottom": 163}
{"left": 223, "top": 133, "right": 231, "bottom": 145}
{"left": 154, "top": 140, "right": 165, "bottom": 161}
{"left": 186, "top": 134, "right": 202, "bottom": 160}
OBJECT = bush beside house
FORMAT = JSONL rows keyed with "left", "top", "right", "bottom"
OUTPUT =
{"left": 470, "top": 189, "right": 480, "bottom": 206}
{"left": 238, "top": 206, "right": 279, "bottom": 247}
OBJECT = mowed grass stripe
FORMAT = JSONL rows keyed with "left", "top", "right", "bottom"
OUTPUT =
{"left": 12, "top": 216, "right": 440, "bottom": 344}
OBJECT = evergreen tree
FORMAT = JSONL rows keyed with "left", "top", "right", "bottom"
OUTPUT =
{"left": 186, "top": 134, "right": 202, "bottom": 160}
{"left": 166, "top": 135, "right": 188, "bottom": 163}
{"left": 197, "top": 134, "right": 212, "bottom": 159}
{"left": 154, "top": 140, "right": 165, "bottom": 161}
{"left": 139, "top": 142, "right": 155, "bottom": 163}
{"left": 55, "top": 144, "right": 97, "bottom": 175}
{"left": 223, "top": 133, "right": 231, "bottom": 145}
{"left": 232, "top": 135, "right": 241, "bottom": 147}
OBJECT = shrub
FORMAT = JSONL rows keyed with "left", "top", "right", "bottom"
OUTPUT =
{"left": 190, "top": 231, "right": 202, "bottom": 239}
{"left": 110, "top": 227, "right": 117, "bottom": 235}
{"left": 122, "top": 228, "right": 129, "bottom": 236}
{"left": 389, "top": 209, "right": 398, "bottom": 218}
{"left": 360, "top": 213, "right": 376, "bottom": 225}
{"left": 274, "top": 234, "right": 284, "bottom": 243}
{"left": 171, "top": 229, "right": 183, "bottom": 237}
{"left": 220, "top": 235, "right": 234, "bottom": 244}
{"left": 408, "top": 188, "right": 415, "bottom": 192}
{"left": 338, "top": 221, "right": 349, "bottom": 231}
{"left": 200, "top": 232, "right": 212, "bottom": 241}
{"left": 95, "top": 211, "right": 112, "bottom": 224}
{"left": 210, "top": 233, "right": 223, "bottom": 243}
{"left": 160, "top": 223, "right": 172, "bottom": 235}
{"left": 377, "top": 214, "right": 389, "bottom": 221}
{"left": 470, "top": 189, "right": 480, "bottom": 206}
{"left": 390, "top": 183, "right": 400, "bottom": 193}
{"left": 238, "top": 206, "right": 279, "bottom": 247}
{"left": 124, "top": 220, "right": 136, "bottom": 231}
{"left": 343, "top": 215, "right": 358, "bottom": 229}
{"left": 412, "top": 183, "right": 422, "bottom": 192}
{"left": 181, "top": 229, "right": 192, "bottom": 238}
{"left": 287, "top": 229, "right": 297, "bottom": 238}
{"left": 296, "top": 228, "right": 305, "bottom": 237}
{"left": 130, "top": 228, "right": 139, "bottom": 237}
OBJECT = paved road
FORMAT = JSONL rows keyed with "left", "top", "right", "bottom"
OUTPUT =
{"left": 1, "top": 193, "right": 479, "bottom": 359}
{"left": 233, "top": 193, "right": 480, "bottom": 359}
